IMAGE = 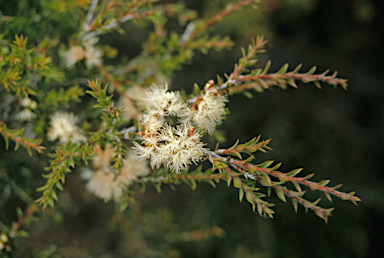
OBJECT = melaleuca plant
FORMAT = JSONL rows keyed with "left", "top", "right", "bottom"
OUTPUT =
{"left": 0, "top": 0, "right": 360, "bottom": 256}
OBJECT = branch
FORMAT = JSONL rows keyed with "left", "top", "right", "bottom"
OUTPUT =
{"left": 0, "top": 122, "right": 45, "bottom": 156}
{"left": 206, "top": 136, "right": 360, "bottom": 222}
{"left": 36, "top": 143, "right": 93, "bottom": 209}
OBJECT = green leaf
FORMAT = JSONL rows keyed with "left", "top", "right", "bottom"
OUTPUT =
{"left": 119, "top": 201, "right": 129, "bottom": 212}
{"left": 257, "top": 203, "right": 263, "bottom": 216}
{"left": 318, "top": 180, "right": 330, "bottom": 186}
{"left": 17, "top": 207, "right": 24, "bottom": 219}
{"left": 271, "top": 162, "right": 282, "bottom": 170}
{"left": 233, "top": 176, "right": 241, "bottom": 188}
{"left": 262, "top": 60, "right": 271, "bottom": 74}
{"left": 258, "top": 174, "right": 271, "bottom": 186}
{"left": 287, "top": 78, "right": 298, "bottom": 88}
{"left": 226, "top": 172, "right": 232, "bottom": 186}
{"left": 239, "top": 187, "right": 244, "bottom": 202}
{"left": 55, "top": 181, "right": 63, "bottom": 191}
{"left": 277, "top": 63, "right": 289, "bottom": 75}
{"left": 155, "top": 181, "right": 162, "bottom": 193}
{"left": 18, "top": 230, "right": 29, "bottom": 238}
{"left": 251, "top": 68, "right": 262, "bottom": 76}
{"left": 307, "top": 66, "right": 317, "bottom": 75}
{"left": 202, "top": 178, "right": 216, "bottom": 188}
{"left": 242, "top": 90, "right": 253, "bottom": 99}
{"left": 275, "top": 187, "right": 286, "bottom": 203}
{"left": 258, "top": 160, "right": 274, "bottom": 168}
{"left": 324, "top": 191, "right": 332, "bottom": 202}
{"left": 286, "top": 168, "right": 303, "bottom": 177}
{"left": 292, "top": 63, "right": 302, "bottom": 73}
{"left": 185, "top": 178, "right": 197, "bottom": 190}
{"left": 36, "top": 184, "right": 49, "bottom": 192}
{"left": 292, "top": 199, "right": 298, "bottom": 213}
{"left": 314, "top": 80, "right": 321, "bottom": 89}
{"left": 292, "top": 181, "right": 302, "bottom": 193}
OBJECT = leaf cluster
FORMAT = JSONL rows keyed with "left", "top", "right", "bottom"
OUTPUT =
{"left": 139, "top": 165, "right": 226, "bottom": 194}
{"left": 0, "top": 35, "right": 63, "bottom": 97}
{"left": 0, "top": 121, "right": 45, "bottom": 156}
{"left": 35, "top": 142, "right": 93, "bottom": 209}
{"left": 202, "top": 36, "right": 349, "bottom": 99}
{"left": 208, "top": 137, "right": 360, "bottom": 222}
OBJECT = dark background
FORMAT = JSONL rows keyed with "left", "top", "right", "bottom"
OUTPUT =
{"left": 1, "top": 0, "right": 383, "bottom": 257}
{"left": 169, "top": 0, "right": 384, "bottom": 257}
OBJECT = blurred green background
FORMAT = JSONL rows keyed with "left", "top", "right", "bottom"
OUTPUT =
{"left": 2, "top": 0, "right": 384, "bottom": 257}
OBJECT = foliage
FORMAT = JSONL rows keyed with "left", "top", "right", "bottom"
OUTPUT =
{"left": 0, "top": 0, "right": 360, "bottom": 256}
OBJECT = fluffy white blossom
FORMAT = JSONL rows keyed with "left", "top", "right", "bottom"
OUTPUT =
{"left": 83, "top": 169, "right": 123, "bottom": 202}
{"left": 47, "top": 112, "right": 86, "bottom": 144}
{"left": 141, "top": 114, "right": 164, "bottom": 133}
{"left": 83, "top": 145, "right": 149, "bottom": 202}
{"left": 133, "top": 120, "right": 206, "bottom": 173}
{"left": 15, "top": 109, "right": 36, "bottom": 121}
{"left": 84, "top": 45, "right": 102, "bottom": 67}
{"left": 142, "top": 84, "right": 187, "bottom": 117}
{"left": 65, "top": 46, "right": 85, "bottom": 68}
{"left": 189, "top": 91, "right": 227, "bottom": 134}
{"left": 65, "top": 37, "right": 102, "bottom": 68}
{"left": 16, "top": 97, "right": 38, "bottom": 121}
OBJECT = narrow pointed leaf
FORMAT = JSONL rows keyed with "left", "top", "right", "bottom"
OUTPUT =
{"left": 275, "top": 187, "right": 286, "bottom": 203}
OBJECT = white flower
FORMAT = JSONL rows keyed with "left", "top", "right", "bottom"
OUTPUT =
{"left": 20, "top": 98, "right": 37, "bottom": 109}
{"left": 132, "top": 142, "right": 155, "bottom": 162}
{"left": 189, "top": 92, "right": 227, "bottom": 134}
{"left": 47, "top": 112, "right": 86, "bottom": 144}
{"left": 119, "top": 153, "right": 150, "bottom": 185}
{"left": 20, "top": 98, "right": 32, "bottom": 107}
{"left": 143, "top": 84, "right": 187, "bottom": 117}
{"left": 85, "top": 170, "right": 122, "bottom": 202}
{"left": 84, "top": 45, "right": 102, "bottom": 67}
{"left": 84, "top": 146, "right": 150, "bottom": 202}
{"left": 159, "top": 122, "right": 206, "bottom": 173}
{"left": 15, "top": 109, "right": 36, "bottom": 121}
{"left": 133, "top": 120, "right": 206, "bottom": 173}
{"left": 141, "top": 114, "right": 164, "bottom": 133}
{"left": 81, "top": 36, "right": 103, "bottom": 67}
{"left": 65, "top": 46, "right": 85, "bottom": 68}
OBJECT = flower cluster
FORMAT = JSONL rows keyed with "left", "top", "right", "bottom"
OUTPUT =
{"left": 47, "top": 112, "right": 86, "bottom": 144}
{"left": 133, "top": 120, "right": 206, "bottom": 173}
{"left": 15, "top": 97, "right": 38, "bottom": 121}
{"left": 65, "top": 37, "right": 102, "bottom": 68}
{"left": 133, "top": 84, "right": 221, "bottom": 173}
{"left": 82, "top": 144, "right": 149, "bottom": 202}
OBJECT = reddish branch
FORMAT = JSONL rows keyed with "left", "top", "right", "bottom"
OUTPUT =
{"left": 15, "top": 204, "right": 38, "bottom": 230}
{"left": 0, "top": 123, "right": 45, "bottom": 155}
{"left": 249, "top": 164, "right": 361, "bottom": 204}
